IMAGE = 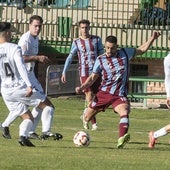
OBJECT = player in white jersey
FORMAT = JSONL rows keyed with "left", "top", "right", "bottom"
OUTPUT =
{"left": 0, "top": 15, "right": 63, "bottom": 141}
{"left": 0, "top": 22, "right": 35, "bottom": 146}
{"left": 148, "top": 53, "right": 170, "bottom": 148}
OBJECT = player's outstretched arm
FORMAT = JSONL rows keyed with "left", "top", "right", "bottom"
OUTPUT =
{"left": 136, "top": 31, "right": 160, "bottom": 56}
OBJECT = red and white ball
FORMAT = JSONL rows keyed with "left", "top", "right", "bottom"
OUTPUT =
{"left": 73, "top": 131, "right": 90, "bottom": 147}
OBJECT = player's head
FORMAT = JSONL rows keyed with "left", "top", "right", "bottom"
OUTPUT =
{"left": 78, "top": 19, "right": 90, "bottom": 26}
{"left": 0, "top": 22, "right": 11, "bottom": 42}
{"left": 105, "top": 36, "right": 118, "bottom": 57}
{"left": 29, "top": 15, "right": 43, "bottom": 37}
{"left": 78, "top": 19, "right": 90, "bottom": 38}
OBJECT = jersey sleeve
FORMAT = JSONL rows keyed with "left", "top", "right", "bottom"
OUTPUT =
{"left": 18, "top": 34, "right": 29, "bottom": 55}
{"left": 62, "top": 41, "right": 77, "bottom": 74}
{"left": 14, "top": 46, "right": 32, "bottom": 87}
{"left": 92, "top": 58, "right": 101, "bottom": 74}
{"left": 122, "top": 48, "right": 136, "bottom": 60}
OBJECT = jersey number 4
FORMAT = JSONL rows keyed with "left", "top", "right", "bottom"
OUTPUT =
{"left": 4, "top": 63, "right": 14, "bottom": 79}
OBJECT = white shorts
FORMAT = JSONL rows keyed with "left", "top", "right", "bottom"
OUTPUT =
{"left": 1, "top": 83, "right": 46, "bottom": 117}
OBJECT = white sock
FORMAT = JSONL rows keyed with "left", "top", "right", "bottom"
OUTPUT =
{"left": 19, "top": 119, "right": 33, "bottom": 137}
{"left": 41, "top": 106, "right": 54, "bottom": 133}
{"left": 29, "top": 107, "right": 42, "bottom": 134}
{"left": 154, "top": 127, "right": 167, "bottom": 138}
{"left": 2, "top": 112, "right": 18, "bottom": 127}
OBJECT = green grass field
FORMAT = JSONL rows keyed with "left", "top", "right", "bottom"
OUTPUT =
{"left": 1, "top": 96, "right": 170, "bottom": 170}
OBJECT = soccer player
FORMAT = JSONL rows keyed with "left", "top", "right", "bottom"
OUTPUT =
{"left": 0, "top": 22, "right": 35, "bottom": 146}
{"left": 61, "top": 19, "right": 104, "bottom": 130}
{"left": 1, "top": 15, "right": 63, "bottom": 140}
{"left": 76, "top": 32, "right": 160, "bottom": 148}
{"left": 148, "top": 53, "right": 170, "bottom": 148}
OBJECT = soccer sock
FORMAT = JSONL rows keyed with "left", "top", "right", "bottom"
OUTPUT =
{"left": 119, "top": 115, "right": 129, "bottom": 137}
{"left": 91, "top": 116, "right": 97, "bottom": 124}
{"left": 29, "top": 107, "right": 42, "bottom": 134}
{"left": 2, "top": 112, "right": 18, "bottom": 127}
{"left": 154, "top": 127, "right": 167, "bottom": 138}
{"left": 41, "top": 106, "right": 54, "bottom": 133}
{"left": 19, "top": 119, "right": 33, "bottom": 137}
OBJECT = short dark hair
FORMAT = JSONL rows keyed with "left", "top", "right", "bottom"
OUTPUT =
{"left": 78, "top": 19, "right": 90, "bottom": 26}
{"left": 0, "top": 22, "right": 11, "bottom": 32}
{"left": 105, "top": 35, "right": 117, "bottom": 44}
{"left": 29, "top": 15, "right": 43, "bottom": 24}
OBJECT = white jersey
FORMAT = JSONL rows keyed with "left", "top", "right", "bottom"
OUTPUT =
{"left": 0, "top": 42, "right": 45, "bottom": 116}
{"left": 18, "top": 31, "right": 44, "bottom": 93}
{"left": 0, "top": 42, "right": 31, "bottom": 115}
{"left": 164, "top": 54, "right": 170, "bottom": 98}
{"left": 18, "top": 31, "right": 38, "bottom": 73}
{"left": 0, "top": 42, "right": 31, "bottom": 88}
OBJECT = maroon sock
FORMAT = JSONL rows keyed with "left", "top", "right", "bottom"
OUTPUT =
{"left": 91, "top": 116, "right": 96, "bottom": 124}
{"left": 119, "top": 115, "right": 129, "bottom": 137}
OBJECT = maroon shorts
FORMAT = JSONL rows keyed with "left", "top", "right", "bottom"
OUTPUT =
{"left": 89, "top": 91, "right": 129, "bottom": 112}
{"left": 80, "top": 76, "right": 101, "bottom": 94}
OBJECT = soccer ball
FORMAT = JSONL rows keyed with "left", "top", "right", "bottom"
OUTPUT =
{"left": 73, "top": 131, "right": 90, "bottom": 147}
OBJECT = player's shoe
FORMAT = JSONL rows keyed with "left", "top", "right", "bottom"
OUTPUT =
{"left": 92, "top": 123, "right": 98, "bottom": 131}
{"left": 40, "top": 132, "right": 63, "bottom": 140}
{"left": 0, "top": 123, "right": 11, "bottom": 139}
{"left": 18, "top": 136, "right": 35, "bottom": 147}
{"left": 82, "top": 115, "right": 89, "bottom": 130}
{"left": 28, "top": 132, "right": 40, "bottom": 140}
{"left": 117, "top": 133, "right": 130, "bottom": 149}
{"left": 148, "top": 131, "right": 156, "bottom": 148}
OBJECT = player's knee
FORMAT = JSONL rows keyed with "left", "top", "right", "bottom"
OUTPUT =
{"left": 44, "top": 106, "right": 55, "bottom": 115}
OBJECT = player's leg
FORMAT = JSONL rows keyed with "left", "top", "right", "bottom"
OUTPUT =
{"left": 83, "top": 107, "right": 98, "bottom": 130}
{"left": 84, "top": 91, "right": 98, "bottom": 130}
{"left": 3, "top": 95, "right": 35, "bottom": 147}
{"left": 28, "top": 107, "right": 42, "bottom": 139}
{"left": 0, "top": 95, "right": 19, "bottom": 139}
{"left": 87, "top": 76, "right": 101, "bottom": 130}
{"left": 19, "top": 110, "right": 35, "bottom": 147}
{"left": 79, "top": 76, "right": 98, "bottom": 129}
{"left": 114, "top": 100, "right": 130, "bottom": 149}
{"left": 37, "top": 97, "right": 63, "bottom": 140}
{"left": 0, "top": 111, "right": 18, "bottom": 139}
{"left": 148, "top": 124, "right": 170, "bottom": 148}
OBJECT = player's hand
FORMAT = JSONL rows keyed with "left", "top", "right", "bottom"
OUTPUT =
{"left": 37, "top": 55, "right": 51, "bottom": 64}
{"left": 25, "top": 86, "right": 33, "bottom": 97}
{"left": 153, "top": 31, "right": 161, "bottom": 39}
{"left": 166, "top": 98, "right": 170, "bottom": 109}
{"left": 75, "top": 86, "right": 82, "bottom": 94}
{"left": 61, "top": 74, "right": 66, "bottom": 83}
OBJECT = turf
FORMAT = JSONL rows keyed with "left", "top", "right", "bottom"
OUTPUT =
{"left": 0, "top": 96, "right": 170, "bottom": 170}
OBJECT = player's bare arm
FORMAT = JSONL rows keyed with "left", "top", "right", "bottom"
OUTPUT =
{"left": 23, "top": 55, "right": 50, "bottom": 64}
{"left": 75, "top": 73, "right": 99, "bottom": 94}
{"left": 135, "top": 31, "right": 160, "bottom": 56}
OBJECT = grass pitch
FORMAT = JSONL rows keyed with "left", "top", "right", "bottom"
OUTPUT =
{"left": 0, "top": 96, "right": 170, "bottom": 170}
